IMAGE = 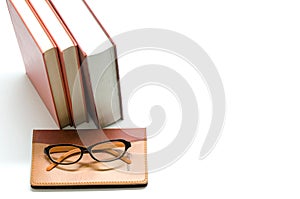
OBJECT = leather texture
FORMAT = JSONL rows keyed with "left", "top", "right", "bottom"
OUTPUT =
{"left": 31, "top": 128, "right": 148, "bottom": 188}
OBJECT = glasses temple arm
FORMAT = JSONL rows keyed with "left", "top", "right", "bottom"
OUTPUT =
{"left": 100, "top": 149, "right": 131, "bottom": 164}
{"left": 46, "top": 148, "right": 81, "bottom": 171}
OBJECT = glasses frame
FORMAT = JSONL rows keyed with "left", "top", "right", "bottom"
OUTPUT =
{"left": 44, "top": 139, "right": 131, "bottom": 165}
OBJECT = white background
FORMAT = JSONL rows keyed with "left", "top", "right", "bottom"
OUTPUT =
{"left": 1, "top": 0, "right": 300, "bottom": 198}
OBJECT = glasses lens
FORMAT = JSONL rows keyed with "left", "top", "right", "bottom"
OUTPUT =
{"left": 90, "top": 141, "right": 126, "bottom": 162}
{"left": 49, "top": 145, "right": 81, "bottom": 165}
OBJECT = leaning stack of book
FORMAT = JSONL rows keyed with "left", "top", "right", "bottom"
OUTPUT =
{"left": 7, "top": 0, "right": 123, "bottom": 128}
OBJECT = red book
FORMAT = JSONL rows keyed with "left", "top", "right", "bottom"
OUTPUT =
{"left": 28, "top": 0, "right": 88, "bottom": 126}
{"left": 49, "top": 0, "right": 123, "bottom": 128}
{"left": 7, "top": 0, "right": 71, "bottom": 128}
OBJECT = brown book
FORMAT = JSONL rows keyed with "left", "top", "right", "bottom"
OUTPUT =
{"left": 49, "top": 0, "right": 123, "bottom": 128}
{"left": 27, "top": 0, "right": 88, "bottom": 126}
{"left": 30, "top": 128, "right": 148, "bottom": 188}
{"left": 7, "top": 0, "right": 71, "bottom": 128}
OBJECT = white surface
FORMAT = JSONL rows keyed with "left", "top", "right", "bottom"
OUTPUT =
{"left": 1, "top": 0, "right": 300, "bottom": 198}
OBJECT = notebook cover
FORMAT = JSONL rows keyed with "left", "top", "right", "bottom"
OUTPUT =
{"left": 30, "top": 128, "right": 148, "bottom": 188}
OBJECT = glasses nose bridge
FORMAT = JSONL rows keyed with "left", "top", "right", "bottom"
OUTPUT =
{"left": 81, "top": 147, "right": 89, "bottom": 154}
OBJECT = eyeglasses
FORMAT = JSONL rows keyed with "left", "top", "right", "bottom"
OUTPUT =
{"left": 44, "top": 139, "right": 131, "bottom": 171}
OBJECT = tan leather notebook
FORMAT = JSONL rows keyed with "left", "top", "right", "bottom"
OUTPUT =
{"left": 30, "top": 129, "right": 148, "bottom": 188}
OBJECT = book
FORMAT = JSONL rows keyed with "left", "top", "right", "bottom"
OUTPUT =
{"left": 49, "top": 0, "right": 123, "bottom": 128}
{"left": 31, "top": 128, "right": 148, "bottom": 188}
{"left": 27, "top": 0, "right": 88, "bottom": 126}
{"left": 7, "top": 0, "right": 71, "bottom": 128}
